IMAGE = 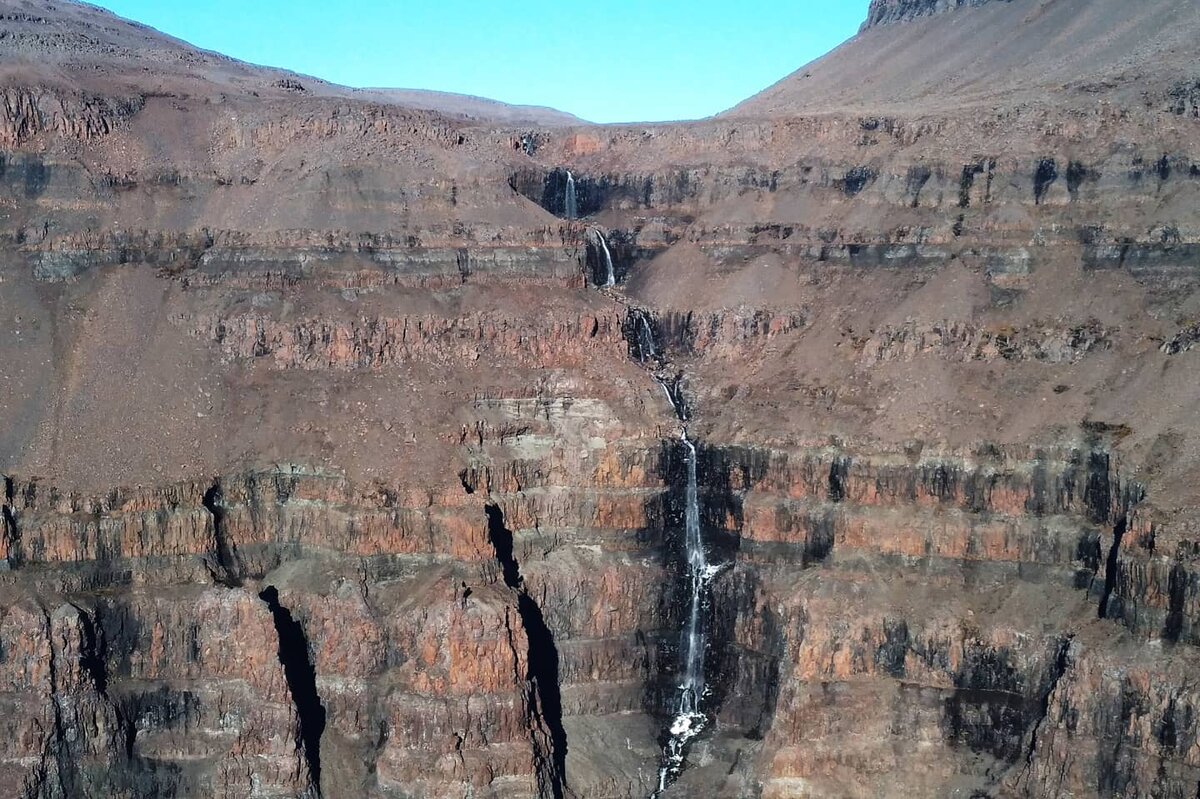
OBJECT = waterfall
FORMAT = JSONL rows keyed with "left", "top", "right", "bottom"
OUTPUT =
{"left": 678, "top": 436, "right": 708, "bottom": 711}
{"left": 653, "top": 433, "right": 720, "bottom": 797}
{"left": 636, "top": 313, "right": 657, "bottom": 363}
{"left": 593, "top": 229, "right": 616, "bottom": 287}
{"left": 659, "top": 375, "right": 688, "bottom": 425}
{"left": 565, "top": 170, "right": 578, "bottom": 220}
{"left": 630, "top": 311, "right": 721, "bottom": 796}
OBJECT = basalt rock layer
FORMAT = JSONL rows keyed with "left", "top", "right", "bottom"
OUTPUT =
{"left": 1, "top": 0, "right": 1199, "bottom": 797}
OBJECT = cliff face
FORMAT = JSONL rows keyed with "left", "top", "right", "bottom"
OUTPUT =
{"left": 861, "top": 0, "right": 1006, "bottom": 30}
{"left": 1, "top": 0, "right": 1199, "bottom": 797}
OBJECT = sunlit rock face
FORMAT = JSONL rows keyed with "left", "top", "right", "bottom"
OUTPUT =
{"left": 2, "top": 0, "right": 1200, "bottom": 797}
{"left": 861, "top": 0, "right": 1004, "bottom": 30}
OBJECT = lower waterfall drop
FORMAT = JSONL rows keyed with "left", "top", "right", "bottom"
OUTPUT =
{"left": 628, "top": 310, "right": 724, "bottom": 795}
{"left": 652, "top": 432, "right": 719, "bottom": 796}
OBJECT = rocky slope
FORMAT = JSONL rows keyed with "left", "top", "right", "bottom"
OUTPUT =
{"left": 861, "top": 0, "right": 1005, "bottom": 30}
{"left": 1, "top": 0, "right": 1199, "bottom": 797}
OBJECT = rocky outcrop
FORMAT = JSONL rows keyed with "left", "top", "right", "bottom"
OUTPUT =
{"left": 1161, "top": 322, "right": 1200, "bottom": 355}
{"left": 862, "top": 0, "right": 1008, "bottom": 30}
{"left": 860, "top": 319, "right": 1111, "bottom": 364}
{"left": 189, "top": 311, "right": 628, "bottom": 371}
{"left": 0, "top": 86, "right": 142, "bottom": 147}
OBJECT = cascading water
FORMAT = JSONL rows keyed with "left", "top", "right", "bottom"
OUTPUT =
{"left": 636, "top": 314, "right": 657, "bottom": 363}
{"left": 652, "top": 431, "right": 721, "bottom": 797}
{"left": 621, "top": 307, "right": 724, "bottom": 794}
{"left": 592, "top": 229, "right": 616, "bottom": 287}
{"left": 565, "top": 170, "right": 578, "bottom": 220}
{"left": 628, "top": 321, "right": 719, "bottom": 797}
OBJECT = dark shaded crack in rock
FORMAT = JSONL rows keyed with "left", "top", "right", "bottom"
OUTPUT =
{"left": 75, "top": 604, "right": 109, "bottom": 696}
{"left": 1034, "top": 158, "right": 1058, "bottom": 204}
{"left": 1164, "top": 562, "right": 1188, "bottom": 643}
{"left": 2, "top": 475, "right": 20, "bottom": 568}
{"left": 74, "top": 603, "right": 140, "bottom": 766}
{"left": 202, "top": 480, "right": 242, "bottom": 587}
{"left": 484, "top": 503, "right": 568, "bottom": 799}
{"left": 259, "top": 586, "right": 326, "bottom": 797}
{"left": 1023, "top": 635, "right": 1075, "bottom": 776}
{"left": 38, "top": 606, "right": 75, "bottom": 799}
{"left": 1098, "top": 514, "right": 1129, "bottom": 620}
{"left": 1080, "top": 447, "right": 1145, "bottom": 621}
{"left": 828, "top": 456, "right": 851, "bottom": 503}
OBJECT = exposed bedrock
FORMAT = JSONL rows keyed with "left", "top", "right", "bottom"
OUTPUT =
{"left": 0, "top": 86, "right": 143, "bottom": 148}
{"left": 3, "top": 419, "right": 1199, "bottom": 798}
{"left": 862, "top": 0, "right": 1006, "bottom": 30}
{"left": 504, "top": 152, "right": 1200, "bottom": 298}
{"left": 4, "top": 140, "right": 1199, "bottom": 302}
{"left": 1, "top": 0, "right": 1199, "bottom": 796}
{"left": 0, "top": 225, "right": 1193, "bottom": 798}
{"left": 14, "top": 224, "right": 594, "bottom": 288}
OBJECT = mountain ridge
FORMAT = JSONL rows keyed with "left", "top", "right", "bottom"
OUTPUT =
{"left": 729, "top": 0, "right": 1198, "bottom": 116}
{"left": 0, "top": 0, "right": 583, "bottom": 125}
{"left": 861, "top": 0, "right": 1010, "bottom": 30}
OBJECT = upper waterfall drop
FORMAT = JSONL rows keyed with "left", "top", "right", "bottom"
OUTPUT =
{"left": 565, "top": 170, "right": 578, "bottom": 220}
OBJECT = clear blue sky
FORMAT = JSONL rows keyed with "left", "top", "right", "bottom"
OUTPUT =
{"left": 89, "top": 1, "right": 869, "bottom": 123}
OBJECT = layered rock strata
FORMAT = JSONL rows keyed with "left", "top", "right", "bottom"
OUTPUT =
{"left": 1, "top": 0, "right": 1199, "bottom": 797}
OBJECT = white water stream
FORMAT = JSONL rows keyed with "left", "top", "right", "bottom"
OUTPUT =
{"left": 565, "top": 170, "right": 578, "bottom": 219}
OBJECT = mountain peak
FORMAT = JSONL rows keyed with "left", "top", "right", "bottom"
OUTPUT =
{"left": 730, "top": 0, "right": 1196, "bottom": 118}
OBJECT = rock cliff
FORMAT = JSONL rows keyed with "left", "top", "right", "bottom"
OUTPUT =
{"left": 1, "top": 0, "right": 1199, "bottom": 797}
{"left": 862, "top": 0, "right": 1007, "bottom": 30}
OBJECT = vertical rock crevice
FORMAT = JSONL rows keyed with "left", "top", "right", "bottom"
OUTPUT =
{"left": 75, "top": 602, "right": 141, "bottom": 771}
{"left": 484, "top": 503, "right": 568, "bottom": 799}
{"left": 202, "top": 480, "right": 241, "bottom": 587}
{"left": 258, "top": 586, "right": 326, "bottom": 797}
{"left": 1034, "top": 158, "right": 1059, "bottom": 204}
{"left": 1098, "top": 515, "right": 1128, "bottom": 620}
{"left": 1023, "top": 635, "right": 1075, "bottom": 771}
{"left": 1089, "top": 452, "right": 1145, "bottom": 621}
{"left": 828, "top": 456, "right": 851, "bottom": 503}
{"left": 75, "top": 604, "right": 109, "bottom": 697}
{"left": 35, "top": 606, "right": 76, "bottom": 799}
{"left": 3, "top": 475, "right": 20, "bottom": 568}
{"left": 1163, "top": 562, "right": 1188, "bottom": 643}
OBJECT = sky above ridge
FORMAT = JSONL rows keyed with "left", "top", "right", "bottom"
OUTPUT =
{"left": 89, "top": 0, "right": 869, "bottom": 123}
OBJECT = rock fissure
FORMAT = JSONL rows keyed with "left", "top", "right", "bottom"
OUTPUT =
{"left": 1098, "top": 514, "right": 1128, "bottom": 621}
{"left": 75, "top": 604, "right": 109, "bottom": 697}
{"left": 201, "top": 481, "right": 241, "bottom": 587}
{"left": 484, "top": 503, "right": 568, "bottom": 799}
{"left": 2, "top": 475, "right": 19, "bottom": 568}
{"left": 1023, "top": 635, "right": 1075, "bottom": 774}
{"left": 1164, "top": 562, "right": 1188, "bottom": 643}
{"left": 40, "top": 607, "right": 75, "bottom": 799}
{"left": 258, "top": 586, "right": 326, "bottom": 797}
